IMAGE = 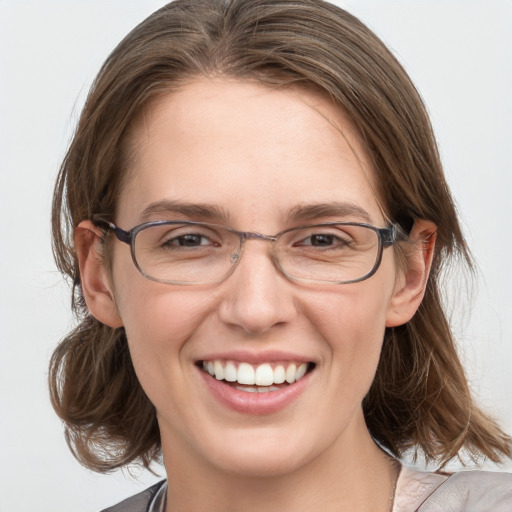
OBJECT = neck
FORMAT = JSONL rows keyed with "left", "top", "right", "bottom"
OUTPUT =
{"left": 161, "top": 417, "right": 399, "bottom": 512}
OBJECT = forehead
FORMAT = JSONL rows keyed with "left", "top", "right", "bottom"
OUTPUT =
{"left": 118, "top": 77, "right": 383, "bottom": 227}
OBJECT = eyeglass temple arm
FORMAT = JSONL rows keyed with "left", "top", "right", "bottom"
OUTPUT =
{"left": 380, "top": 225, "right": 401, "bottom": 247}
{"left": 91, "top": 216, "right": 132, "bottom": 245}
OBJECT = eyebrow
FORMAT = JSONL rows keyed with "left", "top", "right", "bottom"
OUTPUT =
{"left": 287, "top": 202, "right": 374, "bottom": 224}
{"left": 139, "top": 199, "right": 373, "bottom": 226}
{"left": 140, "top": 199, "right": 230, "bottom": 223}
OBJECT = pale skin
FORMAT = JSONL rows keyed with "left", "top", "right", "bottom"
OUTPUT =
{"left": 76, "top": 78, "right": 436, "bottom": 512}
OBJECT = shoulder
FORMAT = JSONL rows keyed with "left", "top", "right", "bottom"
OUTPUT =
{"left": 420, "top": 470, "right": 512, "bottom": 512}
{"left": 100, "top": 480, "right": 167, "bottom": 512}
{"left": 394, "top": 465, "right": 512, "bottom": 512}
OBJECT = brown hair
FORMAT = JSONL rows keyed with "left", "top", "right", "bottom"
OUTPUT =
{"left": 50, "top": 0, "right": 511, "bottom": 472}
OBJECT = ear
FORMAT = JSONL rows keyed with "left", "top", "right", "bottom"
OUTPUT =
{"left": 75, "top": 220, "right": 123, "bottom": 328}
{"left": 385, "top": 219, "right": 437, "bottom": 327}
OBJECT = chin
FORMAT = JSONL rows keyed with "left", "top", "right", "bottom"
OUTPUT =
{"left": 213, "top": 445, "right": 313, "bottom": 478}
{"left": 192, "top": 422, "right": 332, "bottom": 479}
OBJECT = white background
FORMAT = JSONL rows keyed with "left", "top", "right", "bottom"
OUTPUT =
{"left": 0, "top": 1, "right": 511, "bottom": 511}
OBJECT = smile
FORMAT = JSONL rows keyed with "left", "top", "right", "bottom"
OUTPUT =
{"left": 200, "top": 360, "right": 314, "bottom": 392}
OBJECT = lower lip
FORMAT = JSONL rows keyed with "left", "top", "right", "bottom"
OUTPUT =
{"left": 198, "top": 368, "right": 312, "bottom": 415}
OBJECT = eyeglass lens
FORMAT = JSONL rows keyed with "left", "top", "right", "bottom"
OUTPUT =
{"left": 132, "top": 222, "right": 383, "bottom": 285}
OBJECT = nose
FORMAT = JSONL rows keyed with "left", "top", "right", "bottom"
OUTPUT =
{"left": 217, "top": 241, "right": 297, "bottom": 335}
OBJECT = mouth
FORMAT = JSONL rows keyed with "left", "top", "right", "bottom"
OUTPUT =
{"left": 197, "top": 359, "right": 316, "bottom": 393}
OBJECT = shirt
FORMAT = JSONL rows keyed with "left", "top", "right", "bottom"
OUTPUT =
{"left": 101, "top": 465, "right": 512, "bottom": 512}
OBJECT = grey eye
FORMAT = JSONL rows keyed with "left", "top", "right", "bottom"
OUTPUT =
{"left": 308, "top": 234, "right": 335, "bottom": 246}
{"left": 173, "top": 234, "right": 207, "bottom": 246}
{"left": 299, "top": 233, "right": 350, "bottom": 248}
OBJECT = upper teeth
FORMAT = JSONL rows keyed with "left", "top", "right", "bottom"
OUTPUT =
{"left": 202, "top": 360, "right": 309, "bottom": 386}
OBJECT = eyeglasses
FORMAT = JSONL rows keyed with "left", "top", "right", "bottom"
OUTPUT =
{"left": 93, "top": 218, "right": 401, "bottom": 286}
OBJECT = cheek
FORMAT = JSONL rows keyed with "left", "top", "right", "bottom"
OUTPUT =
{"left": 112, "top": 280, "right": 221, "bottom": 425}
{"left": 309, "top": 274, "right": 394, "bottom": 341}
{"left": 111, "top": 264, "right": 213, "bottom": 376}
{"left": 304, "top": 266, "right": 397, "bottom": 387}
{"left": 313, "top": 291, "right": 388, "bottom": 359}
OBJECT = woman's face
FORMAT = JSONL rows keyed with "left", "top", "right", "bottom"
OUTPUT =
{"left": 101, "top": 78, "right": 410, "bottom": 477}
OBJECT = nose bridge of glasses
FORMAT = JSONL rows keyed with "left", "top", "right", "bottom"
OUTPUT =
{"left": 229, "top": 231, "right": 279, "bottom": 265}
{"left": 240, "top": 231, "right": 278, "bottom": 243}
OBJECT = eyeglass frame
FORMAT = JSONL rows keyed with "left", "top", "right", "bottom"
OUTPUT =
{"left": 92, "top": 215, "right": 404, "bottom": 286}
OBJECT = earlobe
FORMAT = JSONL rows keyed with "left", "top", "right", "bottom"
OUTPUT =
{"left": 75, "top": 220, "right": 123, "bottom": 328}
{"left": 385, "top": 219, "right": 437, "bottom": 327}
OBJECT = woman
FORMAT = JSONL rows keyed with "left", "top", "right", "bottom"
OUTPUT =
{"left": 49, "top": 0, "right": 512, "bottom": 510}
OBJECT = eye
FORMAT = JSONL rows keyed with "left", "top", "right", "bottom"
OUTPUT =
{"left": 164, "top": 233, "right": 213, "bottom": 247}
{"left": 139, "top": 223, "right": 224, "bottom": 252}
{"left": 297, "top": 232, "right": 351, "bottom": 249}
{"left": 303, "top": 234, "right": 337, "bottom": 247}
{"left": 161, "top": 231, "right": 224, "bottom": 250}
